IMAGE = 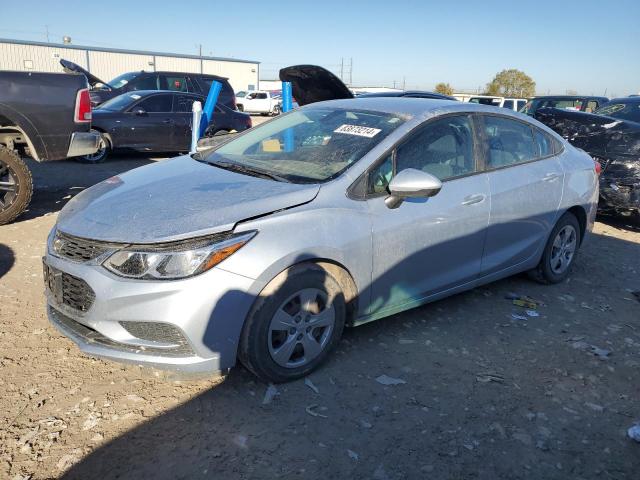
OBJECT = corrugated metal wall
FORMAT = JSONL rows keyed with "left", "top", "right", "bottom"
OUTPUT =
{"left": 0, "top": 41, "right": 258, "bottom": 91}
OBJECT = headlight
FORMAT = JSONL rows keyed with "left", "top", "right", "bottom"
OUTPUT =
{"left": 102, "top": 231, "right": 256, "bottom": 280}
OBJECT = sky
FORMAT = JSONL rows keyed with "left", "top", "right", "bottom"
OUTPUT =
{"left": 2, "top": 0, "right": 638, "bottom": 96}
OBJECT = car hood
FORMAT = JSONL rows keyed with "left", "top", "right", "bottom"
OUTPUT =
{"left": 56, "top": 155, "right": 320, "bottom": 244}
{"left": 279, "top": 65, "right": 354, "bottom": 106}
{"left": 60, "top": 59, "right": 109, "bottom": 88}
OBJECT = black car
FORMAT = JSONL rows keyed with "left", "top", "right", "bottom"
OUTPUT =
{"left": 278, "top": 65, "right": 456, "bottom": 106}
{"left": 533, "top": 97, "right": 640, "bottom": 219}
{"left": 82, "top": 90, "right": 251, "bottom": 163}
{"left": 60, "top": 59, "right": 236, "bottom": 109}
{"left": 357, "top": 90, "right": 456, "bottom": 101}
{"left": 520, "top": 95, "right": 609, "bottom": 116}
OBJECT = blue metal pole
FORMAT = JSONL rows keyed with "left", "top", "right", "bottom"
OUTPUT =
{"left": 199, "top": 80, "right": 222, "bottom": 138}
{"left": 282, "top": 81, "right": 294, "bottom": 151}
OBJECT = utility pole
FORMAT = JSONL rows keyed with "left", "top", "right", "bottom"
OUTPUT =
{"left": 393, "top": 80, "right": 397, "bottom": 89}
{"left": 340, "top": 58, "right": 344, "bottom": 81}
{"left": 402, "top": 76, "right": 406, "bottom": 90}
{"left": 349, "top": 58, "right": 353, "bottom": 86}
{"left": 45, "top": 25, "right": 50, "bottom": 43}
{"left": 198, "top": 44, "right": 203, "bottom": 74}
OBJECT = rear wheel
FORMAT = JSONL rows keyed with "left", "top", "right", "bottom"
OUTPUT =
{"left": 78, "top": 130, "right": 109, "bottom": 164}
{"left": 271, "top": 105, "right": 281, "bottom": 116}
{"left": 237, "top": 104, "right": 244, "bottom": 112}
{"left": 528, "top": 212, "right": 581, "bottom": 284}
{"left": 0, "top": 146, "right": 32, "bottom": 225}
{"left": 239, "top": 264, "right": 346, "bottom": 383}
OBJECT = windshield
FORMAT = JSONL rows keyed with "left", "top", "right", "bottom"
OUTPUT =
{"left": 199, "top": 107, "right": 405, "bottom": 183}
{"left": 97, "top": 93, "right": 143, "bottom": 111}
{"left": 108, "top": 72, "right": 138, "bottom": 90}
{"left": 236, "top": 91, "right": 247, "bottom": 98}
{"left": 595, "top": 102, "right": 640, "bottom": 123}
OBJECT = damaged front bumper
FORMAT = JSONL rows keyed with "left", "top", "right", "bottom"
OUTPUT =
{"left": 598, "top": 158, "right": 640, "bottom": 216}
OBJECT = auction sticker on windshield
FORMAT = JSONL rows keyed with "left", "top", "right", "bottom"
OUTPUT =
{"left": 334, "top": 124, "right": 382, "bottom": 138}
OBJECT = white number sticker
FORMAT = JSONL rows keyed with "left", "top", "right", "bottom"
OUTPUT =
{"left": 333, "top": 124, "right": 381, "bottom": 138}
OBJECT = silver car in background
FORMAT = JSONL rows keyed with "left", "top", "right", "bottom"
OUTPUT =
{"left": 43, "top": 98, "right": 598, "bottom": 383}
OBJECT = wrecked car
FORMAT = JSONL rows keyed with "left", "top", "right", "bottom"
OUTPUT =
{"left": 44, "top": 98, "right": 598, "bottom": 383}
{"left": 534, "top": 96, "right": 640, "bottom": 219}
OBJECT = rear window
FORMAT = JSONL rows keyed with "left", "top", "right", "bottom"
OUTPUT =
{"left": 595, "top": 102, "right": 640, "bottom": 123}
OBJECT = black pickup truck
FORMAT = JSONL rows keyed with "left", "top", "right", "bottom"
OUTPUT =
{"left": 0, "top": 71, "right": 99, "bottom": 224}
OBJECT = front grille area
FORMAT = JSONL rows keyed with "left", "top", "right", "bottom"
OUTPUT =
{"left": 44, "top": 263, "right": 96, "bottom": 313}
{"left": 120, "top": 321, "right": 193, "bottom": 354}
{"left": 49, "top": 307, "right": 195, "bottom": 357}
{"left": 53, "top": 231, "right": 111, "bottom": 263}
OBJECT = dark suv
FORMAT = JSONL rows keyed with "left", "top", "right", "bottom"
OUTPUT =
{"left": 60, "top": 59, "right": 236, "bottom": 109}
{"left": 520, "top": 95, "right": 609, "bottom": 116}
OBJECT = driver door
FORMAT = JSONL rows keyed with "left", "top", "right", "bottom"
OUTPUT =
{"left": 120, "top": 94, "right": 175, "bottom": 151}
{"left": 365, "top": 114, "right": 490, "bottom": 319}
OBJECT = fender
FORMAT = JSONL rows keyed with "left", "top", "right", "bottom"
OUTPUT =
{"left": 0, "top": 102, "right": 47, "bottom": 161}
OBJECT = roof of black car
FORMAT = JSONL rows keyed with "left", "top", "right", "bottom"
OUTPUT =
{"left": 533, "top": 95, "right": 608, "bottom": 100}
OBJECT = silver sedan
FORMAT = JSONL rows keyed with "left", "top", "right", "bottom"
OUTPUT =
{"left": 43, "top": 98, "right": 599, "bottom": 382}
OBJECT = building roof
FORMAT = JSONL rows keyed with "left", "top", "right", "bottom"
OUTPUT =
{"left": 0, "top": 37, "right": 259, "bottom": 65}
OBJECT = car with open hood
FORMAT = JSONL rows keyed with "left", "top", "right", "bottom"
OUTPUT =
{"left": 533, "top": 96, "right": 640, "bottom": 219}
{"left": 44, "top": 97, "right": 598, "bottom": 383}
{"left": 60, "top": 59, "right": 236, "bottom": 109}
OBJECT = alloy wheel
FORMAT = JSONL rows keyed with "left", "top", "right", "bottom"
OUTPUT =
{"left": 0, "top": 158, "right": 19, "bottom": 213}
{"left": 550, "top": 225, "right": 577, "bottom": 274}
{"left": 268, "top": 288, "right": 335, "bottom": 368}
{"left": 83, "top": 132, "right": 107, "bottom": 162}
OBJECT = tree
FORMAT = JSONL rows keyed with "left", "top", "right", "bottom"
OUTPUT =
{"left": 434, "top": 82, "right": 454, "bottom": 96}
{"left": 485, "top": 69, "right": 535, "bottom": 98}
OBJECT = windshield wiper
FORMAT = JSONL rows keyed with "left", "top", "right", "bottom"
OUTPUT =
{"left": 207, "top": 161, "right": 291, "bottom": 183}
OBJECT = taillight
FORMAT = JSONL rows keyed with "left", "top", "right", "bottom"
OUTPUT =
{"left": 594, "top": 160, "right": 602, "bottom": 175}
{"left": 74, "top": 88, "right": 92, "bottom": 123}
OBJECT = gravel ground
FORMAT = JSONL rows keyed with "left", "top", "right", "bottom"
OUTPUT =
{"left": 1, "top": 149, "right": 639, "bottom": 480}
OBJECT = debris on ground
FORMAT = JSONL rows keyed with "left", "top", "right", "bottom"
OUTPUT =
{"left": 304, "top": 378, "right": 319, "bottom": 394}
{"left": 568, "top": 339, "right": 611, "bottom": 358}
{"left": 262, "top": 384, "right": 279, "bottom": 405}
{"left": 347, "top": 449, "right": 359, "bottom": 461}
{"left": 506, "top": 293, "right": 541, "bottom": 309}
{"left": 525, "top": 310, "right": 539, "bottom": 317}
{"left": 375, "top": 375, "right": 406, "bottom": 386}
{"left": 511, "top": 313, "right": 527, "bottom": 321}
{"left": 628, "top": 424, "right": 640, "bottom": 442}
{"left": 476, "top": 372, "right": 505, "bottom": 384}
{"left": 305, "top": 404, "right": 328, "bottom": 418}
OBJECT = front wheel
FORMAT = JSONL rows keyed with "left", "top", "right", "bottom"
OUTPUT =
{"left": 528, "top": 212, "right": 581, "bottom": 284}
{"left": 77, "top": 130, "right": 110, "bottom": 164}
{"left": 271, "top": 105, "right": 281, "bottom": 116}
{"left": 239, "top": 264, "right": 346, "bottom": 383}
{"left": 0, "top": 146, "right": 32, "bottom": 225}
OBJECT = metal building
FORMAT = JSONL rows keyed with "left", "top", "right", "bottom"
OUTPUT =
{"left": 0, "top": 38, "right": 259, "bottom": 92}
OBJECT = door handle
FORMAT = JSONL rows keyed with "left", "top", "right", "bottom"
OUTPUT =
{"left": 461, "top": 194, "right": 485, "bottom": 206}
{"left": 543, "top": 173, "right": 561, "bottom": 182}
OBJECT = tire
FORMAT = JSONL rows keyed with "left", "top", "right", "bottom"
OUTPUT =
{"left": 239, "top": 264, "right": 346, "bottom": 383}
{"left": 528, "top": 212, "right": 581, "bottom": 284}
{"left": 271, "top": 105, "right": 281, "bottom": 116}
{"left": 77, "top": 130, "right": 110, "bottom": 164}
{"left": 0, "top": 146, "right": 33, "bottom": 225}
{"left": 237, "top": 104, "right": 244, "bottom": 112}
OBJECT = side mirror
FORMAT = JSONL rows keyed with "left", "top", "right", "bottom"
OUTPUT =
{"left": 385, "top": 168, "right": 442, "bottom": 209}
{"left": 134, "top": 108, "right": 146, "bottom": 116}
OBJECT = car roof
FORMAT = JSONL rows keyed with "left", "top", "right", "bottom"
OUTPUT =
{"left": 604, "top": 96, "right": 640, "bottom": 104}
{"left": 304, "top": 96, "right": 524, "bottom": 117}
{"left": 532, "top": 95, "right": 607, "bottom": 100}
{"left": 123, "top": 90, "right": 203, "bottom": 97}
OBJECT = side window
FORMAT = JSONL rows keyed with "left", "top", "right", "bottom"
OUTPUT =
{"left": 135, "top": 94, "right": 172, "bottom": 113}
{"left": 163, "top": 75, "right": 188, "bottom": 92}
{"left": 174, "top": 95, "right": 200, "bottom": 113}
{"left": 367, "top": 154, "right": 393, "bottom": 194}
{"left": 256, "top": 92, "right": 268, "bottom": 99}
{"left": 396, "top": 115, "right": 475, "bottom": 180}
{"left": 585, "top": 100, "right": 598, "bottom": 113}
{"left": 130, "top": 75, "right": 158, "bottom": 90}
{"left": 516, "top": 100, "right": 527, "bottom": 111}
{"left": 502, "top": 100, "right": 514, "bottom": 110}
{"left": 483, "top": 116, "right": 536, "bottom": 168}
{"left": 533, "top": 129, "right": 553, "bottom": 157}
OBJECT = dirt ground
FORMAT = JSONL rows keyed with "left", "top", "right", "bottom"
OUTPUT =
{"left": 1, "top": 145, "right": 639, "bottom": 479}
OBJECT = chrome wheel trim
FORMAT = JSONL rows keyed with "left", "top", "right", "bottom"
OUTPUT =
{"left": 83, "top": 132, "right": 107, "bottom": 162}
{"left": 0, "top": 158, "right": 19, "bottom": 212}
{"left": 550, "top": 225, "right": 577, "bottom": 274}
{"left": 268, "top": 288, "right": 335, "bottom": 368}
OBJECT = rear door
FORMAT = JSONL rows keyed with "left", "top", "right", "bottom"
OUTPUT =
{"left": 365, "top": 114, "right": 490, "bottom": 318}
{"left": 479, "top": 115, "right": 564, "bottom": 276}
{"left": 172, "top": 94, "right": 203, "bottom": 150}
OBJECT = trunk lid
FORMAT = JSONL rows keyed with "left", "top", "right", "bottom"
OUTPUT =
{"left": 279, "top": 65, "right": 353, "bottom": 106}
{"left": 60, "top": 59, "right": 110, "bottom": 88}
